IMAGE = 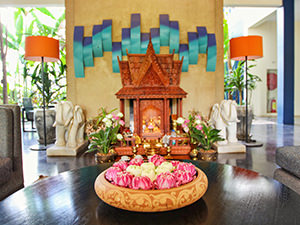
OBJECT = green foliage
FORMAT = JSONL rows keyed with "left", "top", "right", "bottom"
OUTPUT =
{"left": 1, "top": 7, "right": 66, "bottom": 106}
{"left": 29, "top": 59, "right": 66, "bottom": 107}
{"left": 190, "top": 124, "right": 224, "bottom": 151}
{"left": 225, "top": 61, "right": 262, "bottom": 105}
{"left": 85, "top": 108, "right": 124, "bottom": 154}
{"left": 177, "top": 110, "right": 224, "bottom": 150}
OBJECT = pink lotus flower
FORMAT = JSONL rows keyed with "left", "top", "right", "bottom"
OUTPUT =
{"left": 173, "top": 169, "right": 194, "bottom": 185}
{"left": 149, "top": 154, "right": 166, "bottom": 167}
{"left": 113, "top": 171, "right": 133, "bottom": 187}
{"left": 196, "top": 124, "right": 203, "bottom": 130}
{"left": 119, "top": 120, "right": 125, "bottom": 126}
{"left": 131, "top": 176, "right": 153, "bottom": 190}
{"left": 105, "top": 167, "right": 121, "bottom": 182}
{"left": 156, "top": 172, "right": 177, "bottom": 189}
{"left": 129, "top": 158, "right": 144, "bottom": 166}
{"left": 171, "top": 160, "right": 180, "bottom": 168}
{"left": 195, "top": 115, "right": 202, "bottom": 120}
{"left": 177, "top": 162, "right": 196, "bottom": 176}
{"left": 113, "top": 161, "right": 128, "bottom": 171}
{"left": 112, "top": 114, "right": 120, "bottom": 121}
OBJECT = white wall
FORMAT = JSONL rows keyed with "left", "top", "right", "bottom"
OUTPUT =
{"left": 248, "top": 21, "right": 277, "bottom": 116}
{"left": 248, "top": 18, "right": 300, "bottom": 117}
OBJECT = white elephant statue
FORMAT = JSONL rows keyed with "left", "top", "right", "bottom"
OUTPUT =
{"left": 54, "top": 101, "right": 74, "bottom": 146}
{"left": 66, "top": 105, "right": 85, "bottom": 148}
{"left": 210, "top": 103, "right": 228, "bottom": 145}
{"left": 220, "top": 100, "right": 239, "bottom": 143}
{"left": 210, "top": 100, "right": 239, "bottom": 144}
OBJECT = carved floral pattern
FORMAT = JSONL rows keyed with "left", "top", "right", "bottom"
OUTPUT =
{"left": 94, "top": 167, "right": 208, "bottom": 212}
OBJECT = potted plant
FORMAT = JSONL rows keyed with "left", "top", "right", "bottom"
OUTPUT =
{"left": 85, "top": 108, "right": 125, "bottom": 163}
{"left": 224, "top": 60, "right": 261, "bottom": 140}
{"left": 25, "top": 58, "right": 67, "bottom": 144}
{"left": 177, "top": 111, "right": 224, "bottom": 161}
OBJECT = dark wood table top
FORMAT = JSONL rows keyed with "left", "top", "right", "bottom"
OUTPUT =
{"left": 0, "top": 161, "right": 299, "bottom": 225}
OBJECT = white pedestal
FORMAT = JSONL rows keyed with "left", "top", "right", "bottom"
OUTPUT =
{"left": 213, "top": 142, "right": 246, "bottom": 153}
{"left": 47, "top": 140, "right": 89, "bottom": 156}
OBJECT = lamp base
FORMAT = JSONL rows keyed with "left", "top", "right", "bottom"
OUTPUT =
{"left": 242, "top": 139, "right": 263, "bottom": 147}
{"left": 30, "top": 144, "right": 54, "bottom": 151}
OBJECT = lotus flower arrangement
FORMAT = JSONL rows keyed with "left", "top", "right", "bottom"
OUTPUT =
{"left": 85, "top": 107, "right": 125, "bottom": 154}
{"left": 176, "top": 110, "right": 224, "bottom": 151}
{"left": 105, "top": 155, "right": 197, "bottom": 190}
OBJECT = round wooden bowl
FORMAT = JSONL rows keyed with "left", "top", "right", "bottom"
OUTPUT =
{"left": 94, "top": 167, "right": 208, "bottom": 212}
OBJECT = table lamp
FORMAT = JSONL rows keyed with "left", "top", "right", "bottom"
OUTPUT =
{"left": 25, "top": 36, "right": 59, "bottom": 150}
{"left": 230, "top": 35, "right": 263, "bottom": 145}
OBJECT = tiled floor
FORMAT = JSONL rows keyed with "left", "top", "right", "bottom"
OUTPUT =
{"left": 21, "top": 117, "right": 300, "bottom": 186}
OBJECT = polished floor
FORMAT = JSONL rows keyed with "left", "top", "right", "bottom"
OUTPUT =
{"left": 22, "top": 117, "right": 300, "bottom": 186}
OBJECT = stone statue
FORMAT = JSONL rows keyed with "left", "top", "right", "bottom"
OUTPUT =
{"left": 210, "top": 103, "right": 227, "bottom": 145}
{"left": 67, "top": 105, "right": 85, "bottom": 148}
{"left": 220, "top": 100, "right": 239, "bottom": 143}
{"left": 210, "top": 100, "right": 239, "bottom": 144}
{"left": 54, "top": 101, "right": 74, "bottom": 146}
{"left": 47, "top": 101, "right": 87, "bottom": 156}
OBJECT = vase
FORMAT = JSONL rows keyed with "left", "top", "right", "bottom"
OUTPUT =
{"left": 189, "top": 143, "right": 199, "bottom": 160}
{"left": 236, "top": 105, "right": 254, "bottom": 141}
{"left": 34, "top": 108, "right": 56, "bottom": 144}
{"left": 199, "top": 149, "right": 217, "bottom": 161}
{"left": 95, "top": 149, "right": 116, "bottom": 164}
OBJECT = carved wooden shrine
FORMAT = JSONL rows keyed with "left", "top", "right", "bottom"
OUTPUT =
{"left": 116, "top": 39, "right": 187, "bottom": 140}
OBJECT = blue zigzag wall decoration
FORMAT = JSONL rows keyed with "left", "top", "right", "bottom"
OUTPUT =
{"left": 73, "top": 14, "right": 217, "bottom": 77}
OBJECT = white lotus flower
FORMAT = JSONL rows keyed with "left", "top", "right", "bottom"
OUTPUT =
{"left": 141, "top": 168, "right": 156, "bottom": 181}
{"left": 176, "top": 117, "right": 185, "bottom": 124}
{"left": 117, "top": 112, "right": 123, "bottom": 118}
{"left": 126, "top": 165, "right": 142, "bottom": 177}
{"left": 106, "top": 114, "right": 113, "bottom": 119}
{"left": 117, "top": 133, "right": 123, "bottom": 140}
{"left": 105, "top": 120, "right": 112, "bottom": 127}
{"left": 141, "top": 162, "right": 155, "bottom": 171}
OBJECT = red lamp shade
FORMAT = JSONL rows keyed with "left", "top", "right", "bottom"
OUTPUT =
{"left": 25, "top": 36, "right": 59, "bottom": 62}
{"left": 230, "top": 35, "right": 263, "bottom": 61}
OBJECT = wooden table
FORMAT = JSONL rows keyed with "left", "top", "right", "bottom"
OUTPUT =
{"left": 0, "top": 161, "right": 299, "bottom": 225}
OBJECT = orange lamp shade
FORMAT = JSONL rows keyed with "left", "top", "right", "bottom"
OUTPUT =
{"left": 25, "top": 36, "right": 59, "bottom": 62}
{"left": 230, "top": 36, "right": 263, "bottom": 61}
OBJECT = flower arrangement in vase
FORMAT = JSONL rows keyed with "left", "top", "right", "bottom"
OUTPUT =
{"left": 85, "top": 107, "right": 125, "bottom": 163}
{"left": 177, "top": 110, "right": 224, "bottom": 161}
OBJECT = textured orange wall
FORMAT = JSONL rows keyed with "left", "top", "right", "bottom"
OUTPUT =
{"left": 66, "top": 0, "right": 223, "bottom": 119}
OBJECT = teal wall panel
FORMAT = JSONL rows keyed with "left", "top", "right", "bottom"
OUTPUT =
{"left": 169, "top": 21, "right": 179, "bottom": 54}
{"left": 160, "top": 14, "right": 170, "bottom": 46}
{"left": 141, "top": 33, "right": 150, "bottom": 54}
{"left": 188, "top": 32, "right": 199, "bottom": 65}
{"left": 130, "top": 14, "right": 141, "bottom": 53}
{"left": 150, "top": 28, "right": 160, "bottom": 54}
{"left": 73, "top": 26, "right": 84, "bottom": 78}
{"left": 112, "top": 42, "right": 122, "bottom": 73}
{"left": 92, "top": 25, "right": 103, "bottom": 57}
{"left": 179, "top": 44, "right": 189, "bottom": 72}
{"left": 83, "top": 37, "right": 94, "bottom": 67}
{"left": 102, "top": 20, "right": 112, "bottom": 52}
{"left": 206, "top": 34, "right": 217, "bottom": 72}
{"left": 197, "top": 26, "right": 208, "bottom": 54}
{"left": 122, "top": 28, "right": 130, "bottom": 55}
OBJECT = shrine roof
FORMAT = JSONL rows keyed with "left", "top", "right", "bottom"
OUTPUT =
{"left": 115, "top": 86, "right": 187, "bottom": 99}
